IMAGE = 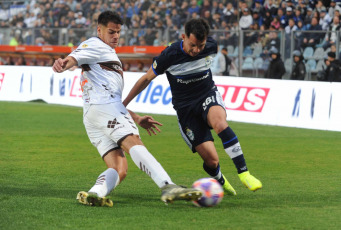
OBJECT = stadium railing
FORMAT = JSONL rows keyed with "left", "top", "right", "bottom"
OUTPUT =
{"left": 1, "top": 27, "right": 340, "bottom": 80}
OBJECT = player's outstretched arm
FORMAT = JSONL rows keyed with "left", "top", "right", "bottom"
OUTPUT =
{"left": 123, "top": 67, "right": 157, "bottom": 107}
{"left": 52, "top": 56, "right": 78, "bottom": 73}
{"left": 128, "top": 110, "right": 163, "bottom": 136}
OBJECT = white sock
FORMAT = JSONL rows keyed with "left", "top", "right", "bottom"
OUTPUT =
{"left": 88, "top": 168, "right": 120, "bottom": 197}
{"left": 129, "top": 145, "right": 174, "bottom": 188}
{"left": 225, "top": 142, "right": 243, "bottom": 159}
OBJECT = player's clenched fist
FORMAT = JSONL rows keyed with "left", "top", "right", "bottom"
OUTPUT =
{"left": 52, "top": 58, "right": 69, "bottom": 73}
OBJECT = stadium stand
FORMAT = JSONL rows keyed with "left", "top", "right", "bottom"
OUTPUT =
{"left": 306, "top": 59, "right": 317, "bottom": 72}
{"left": 0, "top": 0, "right": 340, "bottom": 80}
{"left": 303, "top": 47, "right": 314, "bottom": 59}
{"left": 315, "top": 59, "right": 326, "bottom": 72}
{"left": 312, "top": 47, "right": 325, "bottom": 60}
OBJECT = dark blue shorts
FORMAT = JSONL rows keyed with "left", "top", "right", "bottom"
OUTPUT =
{"left": 176, "top": 90, "right": 226, "bottom": 153}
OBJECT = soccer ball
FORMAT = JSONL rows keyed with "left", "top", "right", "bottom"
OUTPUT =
{"left": 192, "top": 178, "right": 224, "bottom": 207}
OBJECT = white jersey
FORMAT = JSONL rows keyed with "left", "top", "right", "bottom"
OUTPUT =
{"left": 69, "top": 37, "right": 123, "bottom": 105}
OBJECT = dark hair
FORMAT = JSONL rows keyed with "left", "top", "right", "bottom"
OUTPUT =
{"left": 184, "top": 18, "right": 210, "bottom": 41}
{"left": 328, "top": 51, "right": 336, "bottom": 59}
{"left": 98, "top": 11, "right": 123, "bottom": 26}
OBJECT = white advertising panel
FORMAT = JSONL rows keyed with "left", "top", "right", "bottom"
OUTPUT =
{"left": 0, "top": 66, "right": 340, "bottom": 132}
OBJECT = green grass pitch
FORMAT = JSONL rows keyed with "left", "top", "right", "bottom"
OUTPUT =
{"left": 0, "top": 101, "right": 340, "bottom": 230}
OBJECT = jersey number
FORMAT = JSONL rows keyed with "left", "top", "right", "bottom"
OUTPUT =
{"left": 202, "top": 96, "right": 216, "bottom": 111}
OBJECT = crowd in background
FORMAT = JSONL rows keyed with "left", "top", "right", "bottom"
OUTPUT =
{"left": 1, "top": 0, "right": 341, "bottom": 46}
{"left": 1, "top": 0, "right": 340, "bottom": 80}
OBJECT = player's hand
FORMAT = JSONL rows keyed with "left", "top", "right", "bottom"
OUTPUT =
{"left": 52, "top": 58, "right": 69, "bottom": 73}
{"left": 136, "top": 115, "right": 162, "bottom": 136}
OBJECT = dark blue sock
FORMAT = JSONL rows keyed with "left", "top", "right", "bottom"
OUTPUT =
{"left": 232, "top": 155, "right": 248, "bottom": 174}
{"left": 218, "top": 127, "right": 248, "bottom": 174}
{"left": 218, "top": 126, "right": 238, "bottom": 149}
{"left": 203, "top": 163, "right": 225, "bottom": 185}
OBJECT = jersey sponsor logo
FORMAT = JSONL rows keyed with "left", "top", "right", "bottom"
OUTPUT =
{"left": 81, "top": 44, "right": 88, "bottom": 48}
{"left": 176, "top": 71, "right": 209, "bottom": 84}
{"left": 0, "top": 73, "right": 5, "bottom": 91}
{"left": 216, "top": 85, "right": 270, "bottom": 112}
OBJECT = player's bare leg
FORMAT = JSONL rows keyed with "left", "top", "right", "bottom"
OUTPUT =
{"left": 196, "top": 141, "right": 236, "bottom": 196}
{"left": 76, "top": 149, "right": 126, "bottom": 207}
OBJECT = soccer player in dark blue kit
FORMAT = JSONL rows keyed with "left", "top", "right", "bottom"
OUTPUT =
{"left": 123, "top": 18, "right": 262, "bottom": 195}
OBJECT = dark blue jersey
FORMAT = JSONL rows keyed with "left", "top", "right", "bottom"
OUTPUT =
{"left": 151, "top": 37, "right": 218, "bottom": 110}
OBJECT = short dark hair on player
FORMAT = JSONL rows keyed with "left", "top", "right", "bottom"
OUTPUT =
{"left": 98, "top": 11, "right": 123, "bottom": 26}
{"left": 184, "top": 18, "right": 210, "bottom": 41}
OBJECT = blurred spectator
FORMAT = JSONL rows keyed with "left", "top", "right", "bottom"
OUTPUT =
{"left": 136, "top": 61, "right": 145, "bottom": 72}
{"left": 329, "top": 0, "right": 341, "bottom": 18}
{"left": 75, "top": 12, "right": 87, "bottom": 26}
{"left": 262, "top": 10, "right": 273, "bottom": 29}
{"left": 35, "top": 37, "right": 45, "bottom": 46}
{"left": 4, "top": 56, "right": 15, "bottom": 65}
{"left": 280, "top": 6, "right": 295, "bottom": 28}
{"left": 319, "top": 7, "right": 332, "bottom": 30}
{"left": 239, "top": 8, "right": 252, "bottom": 29}
{"left": 187, "top": 0, "right": 200, "bottom": 16}
{"left": 284, "top": 17, "right": 297, "bottom": 57}
{"left": 315, "top": 0, "right": 324, "bottom": 13}
{"left": 0, "top": 57, "right": 6, "bottom": 65}
{"left": 323, "top": 52, "right": 341, "bottom": 82}
{"left": 211, "top": 46, "right": 224, "bottom": 76}
{"left": 323, "top": 15, "right": 341, "bottom": 49}
{"left": 9, "top": 29, "right": 22, "bottom": 46}
{"left": 270, "top": 16, "right": 281, "bottom": 30}
{"left": 253, "top": 0, "right": 266, "bottom": 17}
{"left": 252, "top": 9, "right": 263, "bottom": 26}
{"left": 129, "top": 30, "right": 139, "bottom": 46}
{"left": 265, "top": 0, "right": 278, "bottom": 16}
{"left": 264, "top": 28, "right": 281, "bottom": 54}
{"left": 294, "top": 19, "right": 307, "bottom": 50}
{"left": 244, "top": 23, "right": 260, "bottom": 47}
{"left": 211, "top": 1, "right": 219, "bottom": 16}
{"left": 119, "top": 37, "right": 126, "bottom": 47}
{"left": 219, "top": 22, "right": 238, "bottom": 47}
{"left": 294, "top": 6, "right": 304, "bottom": 22}
{"left": 290, "top": 50, "right": 306, "bottom": 80}
{"left": 138, "top": 36, "right": 147, "bottom": 46}
{"left": 264, "top": 47, "right": 286, "bottom": 79}
{"left": 221, "top": 47, "right": 232, "bottom": 76}
{"left": 304, "top": 7, "right": 314, "bottom": 25}
{"left": 201, "top": 0, "right": 211, "bottom": 18}
{"left": 285, "top": 18, "right": 297, "bottom": 34}
{"left": 302, "top": 17, "right": 323, "bottom": 48}
{"left": 15, "top": 56, "right": 26, "bottom": 66}
{"left": 202, "top": 10, "right": 214, "bottom": 28}
{"left": 123, "top": 62, "right": 131, "bottom": 71}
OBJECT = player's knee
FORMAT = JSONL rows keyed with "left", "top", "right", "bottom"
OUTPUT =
{"left": 205, "top": 159, "right": 219, "bottom": 169}
{"left": 212, "top": 122, "right": 228, "bottom": 134}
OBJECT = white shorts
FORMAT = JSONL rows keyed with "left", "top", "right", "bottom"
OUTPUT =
{"left": 83, "top": 102, "right": 140, "bottom": 157}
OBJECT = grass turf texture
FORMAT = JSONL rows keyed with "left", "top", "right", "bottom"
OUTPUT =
{"left": 0, "top": 101, "right": 340, "bottom": 230}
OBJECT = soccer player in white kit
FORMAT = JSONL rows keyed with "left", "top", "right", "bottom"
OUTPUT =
{"left": 52, "top": 11, "right": 202, "bottom": 206}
